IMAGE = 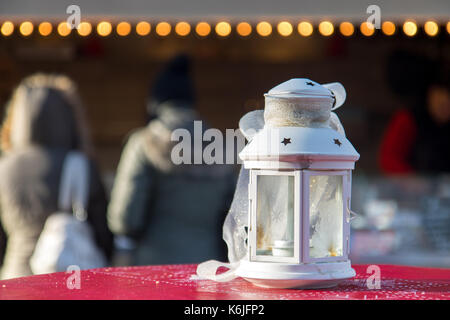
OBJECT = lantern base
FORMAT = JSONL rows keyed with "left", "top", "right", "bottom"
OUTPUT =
{"left": 235, "top": 260, "right": 355, "bottom": 289}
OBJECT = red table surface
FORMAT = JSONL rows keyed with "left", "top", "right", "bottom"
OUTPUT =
{"left": 0, "top": 264, "right": 448, "bottom": 300}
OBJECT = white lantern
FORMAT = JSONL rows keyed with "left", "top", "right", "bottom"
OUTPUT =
{"left": 234, "top": 78, "right": 360, "bottom": 289}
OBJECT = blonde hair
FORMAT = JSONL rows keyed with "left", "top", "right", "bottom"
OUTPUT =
{"left": 1, "top": 73, "right": 92, "bottom": 155}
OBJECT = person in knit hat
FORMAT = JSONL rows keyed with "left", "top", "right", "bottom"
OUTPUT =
{"left": 149, "top": 54, "right": 195, "bottom": 109}
{"left": 107, "top": 54, "right": 235, "bottom": 265}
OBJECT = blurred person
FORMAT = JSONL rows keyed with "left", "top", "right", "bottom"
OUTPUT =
{"left": 0, "top": 221, "right": 5, "bottom": 268}
{"left": 107, "top": 54, "right": 235, "bottom": 265}
{"left": 379, "top": 52, "right": 450, "bottom": 175}
{"left": 0, "top": 74, "right": 113, "bottom": 279}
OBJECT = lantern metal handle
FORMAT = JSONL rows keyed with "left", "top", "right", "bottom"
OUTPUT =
{"left": 323, "top": 82, "right": 346, "bottom": 110}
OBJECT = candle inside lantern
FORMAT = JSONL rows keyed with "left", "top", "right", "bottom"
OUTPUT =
{"left": 256, "top": 175, "right": 295, "bottom": 257}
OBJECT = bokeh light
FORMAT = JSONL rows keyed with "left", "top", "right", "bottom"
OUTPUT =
{"left": 339, "top": 22, "right": 354, "bottom": 36}
{"left": 77, "top": 22, "right": 92, "bottom": 36}
{"left": 175, "top": 22, "right": 191, "bottom": 36}
{"left": 136, "top": 22, "right": 151, "bottom": 36}
{"left": 20, "top": 21, "right": 34, "bottom": 36}
{"left": 38, "top": 22, "right": 52, "bottom": 36}
{"left": 277, "top": 21, "right": 293, "bottom": 36}
{"left": 424, "top": 21, "right": 439, "bottom": 36}
{"left": 1, "top": 21, "right": 14, "bottom": 36}
{"left": 403, "top": 21, "right": 417, "bottom": 37}
{"left": 236, "top": 22, "right": 252, "bottom": 37}
{"left": 196, "top": 22, "right": 211, "bottom": 37}
{"left": 57, "top": 22, "right": 71, "bottom": 36}
{"left": 298, "top": 22, "right": 313, "bottom": 36}
{"left": 318, "top": 21, "right": 334, "bottom": 36}
{"left": 382, "top": 21, "right": 396, "bottom": 36}
{"left": 215, "top": 21, "right": 231, "bottom": 37}
{"left": 360, "top": 22, "right": 375, "bottom": 36}
{"left": 116, "top": 22, "right": 131, "bottom": 36}
{"left": 256, "top": 21, "right": 272, "bottom": 37}
{"left": 156, "top": 22, "right": 171, "bottom": 36}
{"left": 97, "top": 21, "right": 112, "bottom": 36}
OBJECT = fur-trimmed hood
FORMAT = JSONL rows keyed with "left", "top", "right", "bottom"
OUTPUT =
{"left": 1, "top": 73, "right": 91, "bottom": 155}
{"left": 142, "top": 101, "right": 231, "bottom": 177}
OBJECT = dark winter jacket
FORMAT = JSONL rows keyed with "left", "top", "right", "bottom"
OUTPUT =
{"left": 107, "top": 102, "right": 236, "bottom": 265}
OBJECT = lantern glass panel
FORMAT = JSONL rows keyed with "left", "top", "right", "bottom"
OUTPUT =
{"left": 309, "top": 175, "right": 344, "bottom": 258}
{"left": 256, "top": 175, "right": 295, "bottom": 257}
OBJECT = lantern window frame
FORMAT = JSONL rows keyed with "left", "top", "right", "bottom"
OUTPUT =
{"left": 248, "top": 168, "right": 352, "bottom": 264}
{"left": 301, "top": 169, "right": 351, "bottom": 263}
{"left": 249, "top": 169, "right": 301, "bottom": 264}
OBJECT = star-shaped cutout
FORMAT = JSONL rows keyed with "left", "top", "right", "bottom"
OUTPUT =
{"left": 334, "top": 138, "right": 342, "bottom": 147}
{"left": 281, "top": 138, "right": 291, "bottom": 146}
{"left": 306, "top": 81, "right": 315, "bottom": 86}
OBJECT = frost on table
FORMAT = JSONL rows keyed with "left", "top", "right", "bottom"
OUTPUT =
{"left": 309, "top": 175, "right": 344, "bottom": 258}
{"left": 256, "top": 175, "right": 295, "bottom": 257}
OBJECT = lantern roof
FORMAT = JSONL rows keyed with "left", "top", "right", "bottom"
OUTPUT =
{"left": 265, "top": 78, "right": 347, "bottom": 110}
{"left": 266, "top": 78, "right": 332, "bottom": 99}
{"left": 239, "top": 126, "right": 359, "bottom": 166}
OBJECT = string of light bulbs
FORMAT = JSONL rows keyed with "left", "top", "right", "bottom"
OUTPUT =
{"left": 1, "top": 20, "right": 448, "bottom": 38}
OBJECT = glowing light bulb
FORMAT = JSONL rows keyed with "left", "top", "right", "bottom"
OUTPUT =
{"left": 77, "top": 22, "right": 92, "bottom": 36}
{"left": 20, "top": 21, "right": 34, "bottom": 36}
{"left": 57, "top": 22, "right": 71, "bottom": 36}
{"left": 116, "top": 22, "right": 131, "bottom": 36}
{"left": 339, "top": 22, "right": 354, "bottom": 36}
{"left": 298, "top": 22, "right": 313, "bottom": 36}
{"left": 256, "top": 21, "right": 272, "bottom": 37}
{"left": 403, "top": 21, "right": 417, "bottom": 37}
{"left": 277, "top": 21, "right": 293, "bottom": 36}
{"left": 97, "top": 21, "right": 112, "bottom": 36}
{"left": 360, "top": 22, "right": 375, "bottom": 36}
{"left": 382, "top": 21, "right": 396, "bottom": 36}
{"left": 1, "top": 21, "right": 14, "bottom": 36}
{"left": 38, "top": 22, "right": 52, "bottom": 36}
{"left": 236, "top": 22, "right": 252, "bottom": 37}
{"left": 318, "top": 21, "right": 334, "bottom": 36}
{"left": 215, "top": 21, "right": 231, "bottom": 37}
{"left": 195, "top": 22, "right": 211, "bottom": 37}
{"left": 136, "top": 22, "right": 151, "bottom": 36}
{"left": 175, "top": 22, "right": 191, "bottom": 36}
{"left": 424, "top": 21, "right": 439, "bottom": 36}
{"left": 156, "top": 22, "right": 171, "bottom": 36}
